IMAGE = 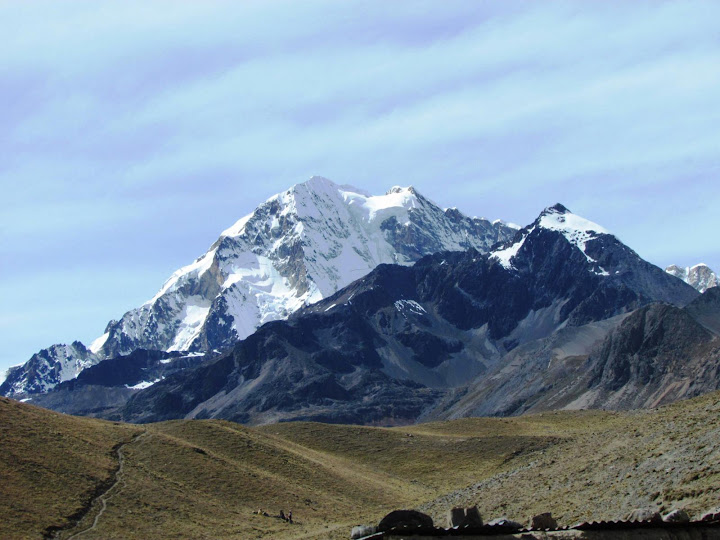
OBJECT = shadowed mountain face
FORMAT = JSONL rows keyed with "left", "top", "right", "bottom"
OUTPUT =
{"left": 440, "top": 287, "right": 720, "bottom": 419}
{"left": 583, "top": 289, "right": 720, "bottom": 409}
{"left": 685, "top": 286, "right": 720, "bottom": 335}
{"left": 115, "top": 205, "right": 699, "bottom": 425}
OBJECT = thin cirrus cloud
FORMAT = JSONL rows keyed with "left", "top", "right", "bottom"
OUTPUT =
{"left": 1, "top": 0, "right": 719, "bottom": 372}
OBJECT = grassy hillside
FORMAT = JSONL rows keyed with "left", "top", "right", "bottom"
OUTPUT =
{"left": 415, "top": 399, "right": 720, "bottom": 525}
{"left": 2, "top": 392, "right": 720, "bottom": 539}
{"left": 0, "top": 396, "right": 140, "bottom": 539}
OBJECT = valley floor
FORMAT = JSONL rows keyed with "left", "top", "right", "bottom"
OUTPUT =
{"left": 2, "top": 392, "right": 720, "bottom": 539}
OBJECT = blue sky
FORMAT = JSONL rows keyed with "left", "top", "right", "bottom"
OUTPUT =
{"left": 2, "top": 1, "right": 720, "bottom": 373}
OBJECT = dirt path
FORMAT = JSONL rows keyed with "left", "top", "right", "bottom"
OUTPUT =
{"left": 59, "top": 430, "right": 148, "bottom": 540}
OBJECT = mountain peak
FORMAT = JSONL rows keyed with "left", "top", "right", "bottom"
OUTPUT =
{"left": 294, "top": 176, "right": 379, "bottom": 203}
{"left": 536, "top": 204, "right": 609, "bottom": 237}
{"left": 666, "top": 263, "right": 719, "bottom": 293}
{"left": 221, "top": 175, "right": 345, "bottom": 238}
{"left": 492, "top": 203, "right": 611, "bottom": 271}
{"left": 292, "top": 175, "right": 344, "bottom": 198}
{"left": 386, "top": 185, "right": 417, "bottom": 196}
{"left": 304, "top": 175, "right": 338, "bottom": 188}
{"left": 543, "top": 202, "right": 571, "bottom": 215}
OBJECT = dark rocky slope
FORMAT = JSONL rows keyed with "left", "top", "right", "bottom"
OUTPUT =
{"left": 583, "top": 290, "right": 720, "bottom": 409}
{"left": 441, "top": 287, "right": 720, "bottom": 418}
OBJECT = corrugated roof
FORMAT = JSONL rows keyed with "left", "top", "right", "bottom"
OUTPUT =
{"left": 359, "top": 517, "right": 720, "bottom": 538}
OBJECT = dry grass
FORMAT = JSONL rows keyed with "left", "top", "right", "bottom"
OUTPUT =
{"left": 88, "top": 420, "right": 412, "bottom": 539}
{"left": 0, "top": 396, "right": 139, "bottom": 539}
{"left": 3, "top": 391, "right": 720, "bottom": 539}
{"left": 257, "top": 421, "right": 560, "bottom": 495}
{"left": 419, "top": 394, "right": 720, "bottom": 526}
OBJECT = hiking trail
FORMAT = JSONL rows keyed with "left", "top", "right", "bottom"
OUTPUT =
{"left": 58, "top": 430, "right": 149, "bottom": 539}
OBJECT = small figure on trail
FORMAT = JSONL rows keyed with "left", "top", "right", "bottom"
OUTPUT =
{"left": 288, "top": 510, "right": 293, "bottom": 524}
{"left": 279, "top": 509, "right": 286, "bottom": 521}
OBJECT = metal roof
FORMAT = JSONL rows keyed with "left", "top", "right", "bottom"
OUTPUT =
{"left": 359, "top": 517, "right": 720, "bottom": 538}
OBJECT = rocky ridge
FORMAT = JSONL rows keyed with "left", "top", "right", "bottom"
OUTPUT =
{"left": 440, "top": 286, "right": 720, "bottom": 419}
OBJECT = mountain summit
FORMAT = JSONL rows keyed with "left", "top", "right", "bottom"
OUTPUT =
{"left": 2, "top": 177, "right": 514, "bottom": 397}
{"left": 492, "top": 203, "right": 609, "bottom": 274}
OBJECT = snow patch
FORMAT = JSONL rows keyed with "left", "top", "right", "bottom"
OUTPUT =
{"left": 168, "top": 296, "right": 212, "bottom": 351}
{"left": 394, "top": 299, "right": 427, "bottom": 316}
{"left": 595, "top": 267, "right": 610, "bottom": 276}
{"left": 220, "top": 212, "right": 253, "bottom": 238}
{"left": 363, "top": 190, "right": 417, "bottom": 222}
{"left": 126, "top": 377, "right": 163, "bottom": 390}
{"left": 539, "top": 208, "right": 609, "bottom": 236}
{"left": 220, "top": 252, "right": 313, "bottom": 339}
{"left": 89, "top": 332, "right": 109, "bottom": 354}
{"left": 341, "top": 185, "right": 418, "bottom": 224}
{"left": 494, "top": 219, "right": 521, "bottom": 230}
{"left": 147, "top": 249, "right": 217, "bottom": 305}
{"left": 223, "top": 253, "right": 291, "bottom": 294}
{"left": 57, "top": 344, "right": 97, "bottom": 384}
{"left": 539, "top": 208, "right": 609, "bottom": 263}
{"left": 491, "top": 228, "right": 533, "bottom": 270}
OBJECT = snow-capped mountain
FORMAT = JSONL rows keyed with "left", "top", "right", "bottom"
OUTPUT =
{"left": 1, "top": 342, "right": 95, "bottom": 395}
{"left": 666, "top": 263, "right": 719, "bottom": 293}
{"left": 116, "top": 204, "right": 698, "bottom": 425}
{"left": 492, "top": 203, "right": 611, "bottom": 274}
{"left": 1, "top": 176, "right": 515, "bottom": 397}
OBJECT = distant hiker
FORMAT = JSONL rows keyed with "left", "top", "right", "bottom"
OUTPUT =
{"left": 289, "top": 510, "right": 293, "bottom": 523}
{"left": 280, "top": 510, "right": 286, "bottom": 521}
